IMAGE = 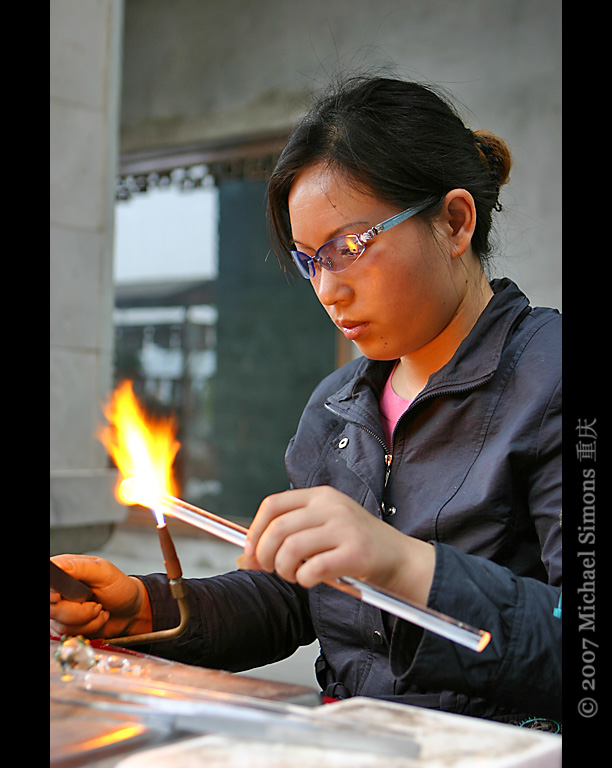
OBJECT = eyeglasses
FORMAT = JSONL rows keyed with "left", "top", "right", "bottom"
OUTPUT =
{"left": 290, "top": 196, "right": 440, "bottom": 279}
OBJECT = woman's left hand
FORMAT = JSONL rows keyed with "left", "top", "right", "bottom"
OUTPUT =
{"left": 241, "top": 486, "right": 435, "bottom": 605}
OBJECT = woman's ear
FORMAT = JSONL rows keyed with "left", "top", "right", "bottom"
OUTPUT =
{"left": 442, "top": 189, "right": 477, "bottom": 259}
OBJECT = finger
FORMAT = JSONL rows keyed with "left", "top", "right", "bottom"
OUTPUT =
{"left": 50, "top": 612, "right": 110, "bottom": 639}
{"left": 254, "top": 505, "right": 326, "bottom": 573}
{"left": 245, "top": 489, "right": 317, "bottom": 558}
{"left": 273, "top": 526, "right": 337, "bottom": 583}
{"left": 50, "top": 598, "right": 103, "bottom": 626}
{"left": 51, "top": 555, "right": 139, "bottom": 615}
{"left": 295, "top": 548, "right": 354, "bottom": 589}
{"left": 50, "top": 600, "right": 110, "bottom": 638}
{"left": 235, "top": 552, "right": 261, "bottom": 571}
{"left": 50, "top": 554, "right": 103, "bottom": 593}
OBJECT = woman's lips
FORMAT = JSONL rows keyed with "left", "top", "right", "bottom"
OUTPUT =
{"left": 337, "top": 320, "right": 370, "bottom": 340}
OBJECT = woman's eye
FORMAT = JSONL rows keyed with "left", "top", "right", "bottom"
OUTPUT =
{"left": 336, "top": 239, "right": 361, "bottom": 259}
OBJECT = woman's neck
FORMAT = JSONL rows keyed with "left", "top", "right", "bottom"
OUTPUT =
{"left": 392, "top": 272, "right": 493, "bottom": 401}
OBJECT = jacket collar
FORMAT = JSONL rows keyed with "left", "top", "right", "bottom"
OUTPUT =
{"left": 326, "top": 278, "right": 531, "bottom": 420}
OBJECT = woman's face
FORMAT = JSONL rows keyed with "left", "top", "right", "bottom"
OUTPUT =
{"left": 288, "top": 164, "right": 473, "bottom": 361}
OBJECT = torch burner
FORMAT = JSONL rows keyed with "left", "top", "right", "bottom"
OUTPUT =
{"left": 107, "top": 522, "right": 190, "bottom": 647}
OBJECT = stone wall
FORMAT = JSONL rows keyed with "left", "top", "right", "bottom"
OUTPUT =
{"left": 50, "top": 0, "right": 126, "bottom": 551}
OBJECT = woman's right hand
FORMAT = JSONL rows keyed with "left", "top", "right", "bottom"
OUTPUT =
{"left": 50, "top": 554, "right": 152, "bottom": 639}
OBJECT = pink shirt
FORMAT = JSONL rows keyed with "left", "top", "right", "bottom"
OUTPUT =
{"left": 379, "top": 363, "right": 412, "bottom": 448}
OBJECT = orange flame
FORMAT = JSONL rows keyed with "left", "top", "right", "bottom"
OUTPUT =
{"left": 97, "top": 381, "right": 180, "bottom": 518}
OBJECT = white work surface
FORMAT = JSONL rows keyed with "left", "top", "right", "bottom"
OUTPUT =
{"left": 116, "top": 696, "right": 561, "bottom": 768}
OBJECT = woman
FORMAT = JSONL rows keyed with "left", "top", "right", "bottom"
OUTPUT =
{"left": 51, "top": 76, "right": 561, "bottom": 726}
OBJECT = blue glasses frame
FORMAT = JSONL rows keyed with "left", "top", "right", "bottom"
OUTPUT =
{"left": 290, "top": 196, "right": 441, "bottom": 279}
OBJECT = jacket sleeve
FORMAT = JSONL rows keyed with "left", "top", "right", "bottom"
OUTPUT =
{"left": 132, "top": 569, "right": 316, "bottom": 672}
{"left": 389, "top": 542, "right": 562, "bottom": 721}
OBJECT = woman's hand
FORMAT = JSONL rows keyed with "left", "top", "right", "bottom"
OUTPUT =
{"left": 241, "top": 486, "right": 435, "bottom": 605}
{"left": 50, "top": 554, "right": 152, "bottom": 639}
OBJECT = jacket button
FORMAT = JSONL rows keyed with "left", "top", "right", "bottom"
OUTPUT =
{"left": 338, "top": 437, "right": 349, "bottom": 448}
{"left": 373, "top": 630, "right": 384, "bottom": 645}
{"left": 382, "top": 503, "right": 396, "bottom": 517}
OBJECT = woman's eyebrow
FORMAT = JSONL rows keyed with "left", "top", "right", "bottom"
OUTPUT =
{"left": 293, "top": 220, "right": 370, "bottom": 250}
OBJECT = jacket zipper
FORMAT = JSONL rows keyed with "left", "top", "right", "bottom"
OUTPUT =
{"left": 383, "top": 453, "right": 393, "bottom": 488}
{"left": 324, "top": 403, "right": 394, "bottom": 519}
{"left": 325, "top": 375, "right": 492, "bottom": 498}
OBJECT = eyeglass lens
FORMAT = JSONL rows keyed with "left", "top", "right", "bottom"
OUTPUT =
{"left": 292, "top": 234, "right": 365, "bottom": 278}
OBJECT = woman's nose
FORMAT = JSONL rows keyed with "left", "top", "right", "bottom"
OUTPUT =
{"left": 313, "top": 267, "right": 353, "bottom": 306}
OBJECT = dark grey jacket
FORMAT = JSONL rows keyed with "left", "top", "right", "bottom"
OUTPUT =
{"left": 139, "top": 279, "right": 562, "bottom": 722}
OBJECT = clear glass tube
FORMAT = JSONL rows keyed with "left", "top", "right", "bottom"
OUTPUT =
{"left": 156, "top": 494, "right": 490, "bottom": 652}
{"left": 157, "top": 494, "right": 248, "bottom": 547}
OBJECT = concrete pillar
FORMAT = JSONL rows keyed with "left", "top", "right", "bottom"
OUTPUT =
{"left": 50, "top": 0, "right": 126, "bottom": 553}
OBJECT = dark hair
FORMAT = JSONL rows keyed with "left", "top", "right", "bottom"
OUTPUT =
{"left": 267, "top": 75, "right": 511, "bottom": 270}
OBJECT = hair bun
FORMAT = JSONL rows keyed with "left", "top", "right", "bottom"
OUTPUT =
{"left": 473, "top": 129, "right": 512, "bottom": 187}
